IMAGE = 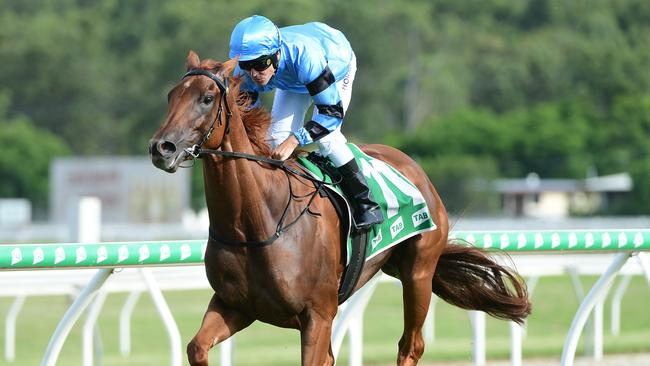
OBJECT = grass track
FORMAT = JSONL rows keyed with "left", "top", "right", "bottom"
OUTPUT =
{"left": 0, "top": 275, "right": 649, "bottom": 365}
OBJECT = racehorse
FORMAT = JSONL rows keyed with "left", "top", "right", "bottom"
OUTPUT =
{"left": 149, "top": 51, "right": 531, "bottom": 366}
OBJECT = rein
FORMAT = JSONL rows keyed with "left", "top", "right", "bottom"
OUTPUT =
{"left": 180, "top": 69, "right": 336, "bottom": 247}
{"left": 197, "top": 148, "right": 339, "bottom": 247}
{"left": 182, "top": 69, "right": 232, "bottom": 156}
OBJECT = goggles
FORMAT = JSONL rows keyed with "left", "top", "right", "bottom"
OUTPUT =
{"left": 238, "top": 53, "right": 276, "bottom": 72}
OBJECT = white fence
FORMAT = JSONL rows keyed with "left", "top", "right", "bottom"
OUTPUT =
{"left": 2, "top": 198, "right": 650, "bottom": 366}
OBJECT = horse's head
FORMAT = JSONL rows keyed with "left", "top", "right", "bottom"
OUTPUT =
{"left": 149, "top": 50, "right": 237, "bottom": 173}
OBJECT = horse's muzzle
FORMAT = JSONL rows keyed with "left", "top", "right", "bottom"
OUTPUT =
{"left": 148, "top": 138, "right": 185, "bottom": 173}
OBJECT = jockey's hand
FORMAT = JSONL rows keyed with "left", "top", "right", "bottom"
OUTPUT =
{"left": 272, "top": 134, "right": 300, "bottom": 160}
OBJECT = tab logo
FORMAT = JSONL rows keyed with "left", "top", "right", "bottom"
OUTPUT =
{"left": 180, "top": 244, "right": 192, "bottom": 260}
{"left": 500, "top": 234, "right": 510, "bottom": 249}
{"left": 483, "top": 234, "right": 494, "bottom": 248}
{"left": 411, "top": 207, "right": 430, "bottom": 228}
{"left": 371, "top": 229, "right": 383, "bottom": 250}
{"left": 534, "top": 233, "right": 544, "bottom": 248}
{"left": 55, "top": 247, "right": 66, "bottom": 264}
{"left": 33, "top": 248, "right": 44, "bottom": 265}
{"left": 602, "top": 233, "right": 612, "bottom": 248}
{"left": 96, "top": 246, "right": 108, "bottom": 263}
{"left": 634, "top": 232, "right": 644, "bottom": 248}
{"left": 390, "top": 216, "right": 404, "bottom": 239}
{"left": 118, "top": 246, "right": 129, "bottom": 262}
{"left": 551, "top": 233, "right": 561, "bottom": 248}
{"left": 139, "top": 245, "right": 150, "bottom": 262}
{"left": 585, "top": 233, "right": 595, "bottom": 248}
{"left": 159, "top": 245, "right": 170, "bottom": 261}
{"left": 76, "top": 247, "right": 87, "bottom": 263}
{"left": 11, "top": 248, "right": 22, "bottom": 265}
{"left": 517, "top": 234, "right": 527, "bottom": 249}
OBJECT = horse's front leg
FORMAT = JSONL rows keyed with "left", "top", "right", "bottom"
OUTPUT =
{"left": 300, "top": 308, "right": 337, "bottom": 366}
{"left": 187, "top": 293, "right": 253, "bottom": 366}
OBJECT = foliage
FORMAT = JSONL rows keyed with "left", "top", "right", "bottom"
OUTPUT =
{"left": 1, "top": 0, "right": 649, "bottom": 214}
{"left": 0, "top": 92, "right": 69, "bottom": 211}
{"left": 418, "top": 155, "right": 501, "bottom": 214}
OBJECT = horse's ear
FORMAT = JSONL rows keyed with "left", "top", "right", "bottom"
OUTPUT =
{"left": 186, "top": 50, "right": 200, "bottom": 71}
{"left": 219, "top": 58, "right": 239, "bottom": 77}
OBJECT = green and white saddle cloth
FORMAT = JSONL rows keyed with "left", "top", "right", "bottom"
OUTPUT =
{"left": 296, "top": 143, "right": 437, "bottom": 264}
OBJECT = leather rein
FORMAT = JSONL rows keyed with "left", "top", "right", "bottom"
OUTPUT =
{"left": 180, "top": 69, "right": 335, "bottom": 247}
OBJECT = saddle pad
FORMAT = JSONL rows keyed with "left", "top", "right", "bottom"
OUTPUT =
{"left": 296, "top": 143, "right": 437, "bottom": 264}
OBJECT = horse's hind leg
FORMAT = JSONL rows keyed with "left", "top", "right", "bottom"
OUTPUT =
{"left": 392, "top": 233, "right": 443, "bottom": 366}
{"left": 187, "top": 294, "right": 253, "bottom": 366}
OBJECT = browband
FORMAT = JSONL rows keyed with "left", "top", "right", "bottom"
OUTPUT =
{"left": 182, "top": 69, "right": 229, "bottom": 94}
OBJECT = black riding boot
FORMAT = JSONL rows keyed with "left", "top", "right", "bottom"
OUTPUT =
{"left": 337, "top": 159, "right": 384, "bottom": 230}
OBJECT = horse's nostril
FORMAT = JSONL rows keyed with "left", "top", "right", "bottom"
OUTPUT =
{"left": 157, "top": 140, "right": 177, "bottom": 156}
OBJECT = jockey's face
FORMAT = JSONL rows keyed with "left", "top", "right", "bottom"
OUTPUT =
{"left": 243, "top": 53, "right": 278, "bottom": 86}
{"left": 248, "top": 65, "right": 275, "bottom": 86}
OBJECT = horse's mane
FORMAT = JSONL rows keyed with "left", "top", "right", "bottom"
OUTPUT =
{"left": 232, "top": 79, "right": 273, "bottom": 157}
{"left": 197, "top": 58, "right": 273, "bottom": 157}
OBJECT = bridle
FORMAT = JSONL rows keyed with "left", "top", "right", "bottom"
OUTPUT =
{"left": 177, "top": 69, "right": 339, "bottom": 247}
{"left": 181, "top": 69, "right": 232, "bottom": 157}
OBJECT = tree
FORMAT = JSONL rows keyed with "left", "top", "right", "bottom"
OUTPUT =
{"left": 0, "top": 92, "right": 69, "bottom": 214}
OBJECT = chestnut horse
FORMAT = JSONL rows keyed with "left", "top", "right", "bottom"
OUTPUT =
{"left": 149, "top": 51, "right": 531, "bottom": 366}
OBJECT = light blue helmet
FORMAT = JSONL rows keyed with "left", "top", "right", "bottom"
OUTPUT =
{"left": 229, "top": 15, "right": 281, "bottom": 61}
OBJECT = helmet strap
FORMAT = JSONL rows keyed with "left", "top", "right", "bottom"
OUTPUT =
{"left": 271, "top": 51, "right": 280, "bottom": 72}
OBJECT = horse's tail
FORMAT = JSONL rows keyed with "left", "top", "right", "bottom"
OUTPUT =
{"left": 431, "top": 241, "right": 532, "bottom": 324}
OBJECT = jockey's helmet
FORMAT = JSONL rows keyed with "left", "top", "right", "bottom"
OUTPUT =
{"left": 229, "top": 15, "right": 281, "bottom": 62}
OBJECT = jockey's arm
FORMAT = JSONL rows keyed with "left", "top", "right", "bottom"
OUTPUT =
{"left": 292, "top": 50, "right": 344, "bottom": 147}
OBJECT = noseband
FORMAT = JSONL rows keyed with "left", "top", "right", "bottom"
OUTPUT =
{"left": 181, "top": 69, "right": 233, "bottom": 156}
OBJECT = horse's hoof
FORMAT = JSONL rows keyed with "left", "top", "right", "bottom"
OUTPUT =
{"left": 187, "top": 341, "right": 209, "bottom": 366}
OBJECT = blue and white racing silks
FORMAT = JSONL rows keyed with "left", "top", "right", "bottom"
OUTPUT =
{"left": 233, "top": 22, "right": 354, "bottom": 146}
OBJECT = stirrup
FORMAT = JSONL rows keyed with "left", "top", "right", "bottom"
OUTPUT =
{"left": 353, "top": 207, "right": 384, "bottom": 230}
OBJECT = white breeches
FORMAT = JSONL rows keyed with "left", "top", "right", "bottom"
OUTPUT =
{"left": 268, "top": 56, "right": 357, "bottom": 167}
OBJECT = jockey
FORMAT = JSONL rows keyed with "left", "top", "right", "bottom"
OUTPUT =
{"left": 229, "top": 15, "right": 384, "bottom": 230}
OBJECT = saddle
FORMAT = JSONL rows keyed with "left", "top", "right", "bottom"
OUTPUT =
{"left": 296, "top": 144, "right": 437, "bottom": 304}
{"left": 302, "top": 152, "right": 367, "bottom": 304}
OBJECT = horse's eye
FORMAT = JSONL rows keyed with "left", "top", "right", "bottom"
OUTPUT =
{"left": 202, "top": 95, "right": 214, "bottom": 105}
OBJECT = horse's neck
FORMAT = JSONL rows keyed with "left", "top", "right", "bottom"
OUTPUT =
{"left": 202, "top": 120, "right": 282, "bottom": 241}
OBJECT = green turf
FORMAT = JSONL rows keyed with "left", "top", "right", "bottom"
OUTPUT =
{"left": 0, "top": 275, "right": 649, "bottom": 365}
